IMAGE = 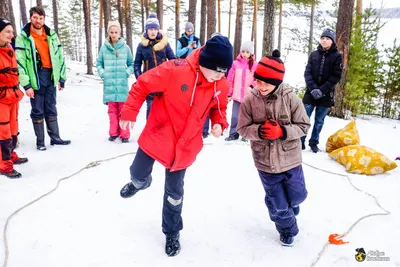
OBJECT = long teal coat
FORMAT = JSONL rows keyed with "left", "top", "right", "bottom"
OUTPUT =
{"left": 96, "top": 38, "right": 134, "bottom": 104}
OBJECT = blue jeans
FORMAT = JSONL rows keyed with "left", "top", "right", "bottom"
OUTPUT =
{"left": 301, "top": 104, "right": 329, "bottom": 146}
{"left": 258, "top": 165, "right": 307, "bottom": 237}
{"left": 229, "top": 101, "right": 241, "bottom": 135}
{"left": 30, "top": 68, "right": 58, "bottom": 121}
{"left": 203, "top": 116, "right": 210, "bottom": 134}
{"left": 130, "top": 148, "right": 186, "bottom": 235}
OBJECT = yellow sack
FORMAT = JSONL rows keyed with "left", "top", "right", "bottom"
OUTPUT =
{"left": 329, "top": 145, "right": 397, "bottom": 175}
{"left": 326, "top": 121, "right": 360, "bottom": 153}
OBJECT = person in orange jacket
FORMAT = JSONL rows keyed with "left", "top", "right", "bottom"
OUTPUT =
{"left": 0, "top": 18, "right": 28, "bottom": 178}
{"left": 118, "top": 35, "right": 233, "bottom": 257}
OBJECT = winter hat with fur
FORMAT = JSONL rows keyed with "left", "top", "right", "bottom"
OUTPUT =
{"left": 0, "top": 18, "right": 12, "bottom": 33}
{"left": 321, "top": 28, "right": 336, "bottom": 44}
{"left": 145, "top": 13, "right": 160, "bottom": 31}
{"left": 240, "top": 41, "right": 254, "bottom": 55}
{"left": 107, "top": 21, "right": 121, "bottom": 33}
{"left": 254, "top": 49, "right": 285, "bottom": 86}
{"left": 199, "top": 35, "right": 233, "bottom": 73}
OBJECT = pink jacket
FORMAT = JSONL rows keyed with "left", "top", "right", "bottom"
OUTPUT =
{"left": 227, "top": 54, "right": 257, "bottom": 102}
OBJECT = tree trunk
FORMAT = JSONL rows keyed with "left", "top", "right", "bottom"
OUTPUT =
{"left": 278, "top": 0, "right": 282, "bottom": 51}
{"left": 157, "top": 0, "right": 163, "bottom": 29}
{"left": 188, "top": 0, "right": 197, "bottom": 29}
{"left": 308, "top": 0, "right": 316, "bottom": 56}
{"left": 102, "top": 0, "right": 111, "bottom": 37}
{"left": 356, "top": 0, "right": 362, "bottom": 15}
{"left": 36, "top": 0, "right": 42, "bottom": 6}
{"left": 206, "top": 0, "right": 216, "bottom": 39}
{"left": 234, "top": 0, "right": 244, "bottom": 56}
{"left": 217, "top": 0, "right": 221, "bottom": 33}
{"left": 82, "top": 0, "right": 93, "bottom": 74}
{"left": 141, "top": 0, "right": 145, "bottom": 33}
{"left": 125, "top": 0, "right": 133, "bottom": 50}
{"left": 6, "top": 0, "right": 16, "bottom": 31}
{"left": 200, "top": 0, "right": 207, "bottom": 44}
{"left": 145, "top": 0, "right": 149, "bottom": 19}
{"left": 228, "top": 0, "right": 232, "bottom": 39}
{"left": 52, "top": 0, "right": 59, "bottom": 34}
{"left": 19, "top": 0, "right": 28, "bottom": 26}
{"left": 175, "top": 0, "right": 180, "bottom": 47}
{"left": 98, "top": 0, "right": 103, "bottom": 52}
{"left": 253, "top": 0, "right": 257, "bottom": 58}
{"left": 331, "top": 0, "right": 355, "bottom": 118}
{"left": 262, "top": 0, "right": 275, "bottom": 56}
{"left": 0, "top": 0, "right": 11, "bottom": 21}
{"left": 117, "top": 0, "right": 124, "bottom": 36}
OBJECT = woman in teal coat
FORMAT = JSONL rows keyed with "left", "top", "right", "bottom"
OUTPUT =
{"left": 96, "top": 21, "right": 134, "bottom": 143}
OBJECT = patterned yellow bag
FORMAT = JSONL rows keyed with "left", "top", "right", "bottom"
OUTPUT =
{"left": 329, "top": 145, "right": 398, "bottom": 175}
{"left": 326, "top": 121, "right": 360, "bottom": 153}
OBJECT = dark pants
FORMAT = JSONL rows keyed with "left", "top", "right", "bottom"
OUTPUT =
{"left": 258, "top": 165, "right": 307, "bottom": 237}
{"left": 229, "top": 101, "right": 241, "bottom": 135}
{"left": 130, "top": 148, "right": 186, "bottom": 235}
{"left": 203, "top": 116, "right": 210, "bottom": 134}
{"left": 301, "top": 104, "right": 329, "bottom": 146}
{"left": 30, "top": 68, "right": 58, "bottom": 121}
{"left": 145, "top": 95, "right": 153, "bottom": 120}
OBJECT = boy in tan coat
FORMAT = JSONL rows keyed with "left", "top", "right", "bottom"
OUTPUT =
{"left": 237, "top": 50, "right": 310, "bottom": 246}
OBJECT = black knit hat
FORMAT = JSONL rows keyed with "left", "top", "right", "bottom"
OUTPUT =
{"left": 199, "top": 35, "right": 233, "bottom": 73}
{"left": 0, "top": 18, "right": 12, "bottom": 33}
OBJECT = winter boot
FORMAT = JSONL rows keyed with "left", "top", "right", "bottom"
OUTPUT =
{"left": 121, "top": 138, "right": 129, "bottom": 143}
{"left": 11, "top": 152, "right": 28, "bottom": 165}
{"left": 0, "top": 169, "right": 22, "bottom": 179}
{"left": 33, "top": 119, "right": 46, "bottom": 151}
{"left": 120, "top": 182, "right": 139, "bottom": 198}
{"left": 165, "top": 233, "right": 181, "bottom": 257}
{"left": 309, "top": 144, "right": 319, "bottom": 153}
{"left": 280, "top": 234, "right": 294, "bottom": 247}
{"left": 108, "top": 136, "right": 118, "bottom": 141}
{"left": 45, "top": 118, "right": 71, "bottom": 146}
{"left": 225, "top": 132, "right": 239, "bottom": 141}
{"left": 202, "top": 132, "right": 209, "bottom": 139}
{"left": 301, "top": 142, "right": 306, "bottom": 150}
{"left": 241, "top": 137, "right": 248, "bottom": 142}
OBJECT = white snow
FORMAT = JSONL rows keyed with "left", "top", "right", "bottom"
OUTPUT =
{"left": 0, "top": 61, "right": 399, "bottom": 267}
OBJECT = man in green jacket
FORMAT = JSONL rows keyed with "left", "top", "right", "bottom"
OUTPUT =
{"left": 15, "top": 6, "right": 70, "bottom": 151}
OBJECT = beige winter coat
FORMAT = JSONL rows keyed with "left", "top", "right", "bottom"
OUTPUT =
{"left": 237, "top": 85, "right": 311, "bottom": 173}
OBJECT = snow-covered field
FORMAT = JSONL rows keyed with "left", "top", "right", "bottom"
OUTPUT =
{"left": 0, "top": 61, "right": 399, "bottom": 267}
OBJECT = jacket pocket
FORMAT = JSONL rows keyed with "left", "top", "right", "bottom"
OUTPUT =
{"left": 279, "top": 139, "right": 301, "bottom": 166}
{"left": 251, "top": 141, "right": 270, "bottom": 166}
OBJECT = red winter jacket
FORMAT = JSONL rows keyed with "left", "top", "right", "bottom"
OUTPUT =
{"left": 0, "top": 46, "right": 24, "bottom": 105}
{"left": 121, "top": 48, "right": 229, "bottom": 171}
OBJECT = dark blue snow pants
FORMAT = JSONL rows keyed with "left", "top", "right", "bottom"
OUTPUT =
{"left": 258, "top": 165, "right": 308, "bottom": 237}
{"left": 130, "top": 147, "right": 186, "bottom": 236}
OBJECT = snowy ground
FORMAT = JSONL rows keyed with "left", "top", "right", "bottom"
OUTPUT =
{"left": 1, "top": 61, "right": 399, "bottom": 267}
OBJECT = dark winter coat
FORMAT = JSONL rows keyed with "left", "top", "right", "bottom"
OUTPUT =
{"left": 133, "top": 31, "right": 176, "bottom": 78}
{"left": 302, "top": 44, "right": 342, "bottom": 107}
{"left": 121, "top": 48, "right": 230, "bottom": 172}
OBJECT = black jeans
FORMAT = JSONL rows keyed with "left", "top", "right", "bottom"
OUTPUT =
{"left": 130, "top": 147, "right": 186, "bottom": 235}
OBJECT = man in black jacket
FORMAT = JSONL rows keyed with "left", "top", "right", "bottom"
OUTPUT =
{"left": 302, "top": 29, "right": 342, "bottom": 153}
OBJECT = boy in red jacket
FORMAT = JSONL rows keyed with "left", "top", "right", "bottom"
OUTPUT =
{"left": 119, "top": 35, "right": 233, "bottom": 256}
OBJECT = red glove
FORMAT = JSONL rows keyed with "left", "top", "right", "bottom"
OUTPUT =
{"left": 259, "top": 120, "right": 284, "bottom": 140}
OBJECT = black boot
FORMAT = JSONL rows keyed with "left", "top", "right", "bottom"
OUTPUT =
{"left": 0, "top": 169, "right": 22, "bottom": 179}
{"left": 165, "top": 233, "right": 181, "bottom": 257}
{"left": 45, "top": 118, "right": 71, "bottom": 146}
{"left": 33, "top": 119, "right": 46, "bottom": 151}
{"left": 120, "top": 182, "right": 139, "bottom": 198}
{"left": 225, "top": 132, "right": 239, "bottom": 141}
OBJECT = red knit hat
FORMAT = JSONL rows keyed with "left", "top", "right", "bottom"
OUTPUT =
{"left": 254, "top": 50, "right": 285, "bottom": 86}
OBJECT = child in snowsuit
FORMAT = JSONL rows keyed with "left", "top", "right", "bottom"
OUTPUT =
{"left": 0, "top": 18, "right": 28, "bottom": 178}
{"left": 225, "top": 41, "right": 257, "bottom": 141}
{"left": 237, "top": 50, "right": 310, "bottom": 246}
{"left": 96, "top": 21, "right": 134, "bottom": 143}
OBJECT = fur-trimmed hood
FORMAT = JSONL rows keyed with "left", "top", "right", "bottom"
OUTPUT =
{"left": 141, "top": 30, "right": 169, "bottom": 51}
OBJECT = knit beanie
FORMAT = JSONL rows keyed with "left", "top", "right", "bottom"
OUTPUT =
{"left": 199, "top": 35, "right": 233, "bottom": 73}
{"left": 145, "top": 13, "right": 160, "bottom": 31}
{"left": 185, "top": 22, "right": 194, "bottom": 32}
{"left": 321, "top": 28, "right": 336, "bottom": 44}
{"left": 0, "top": 18, "right": 12, "bottom": 33}
{"left": 254, "top": 50, "right": 285, "bottom": 86}
{"left": 107, "top": 21, "right": 121, "bottom": 33}
{"left": 240, "top": 41, "right": 254, "bottom": 55}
